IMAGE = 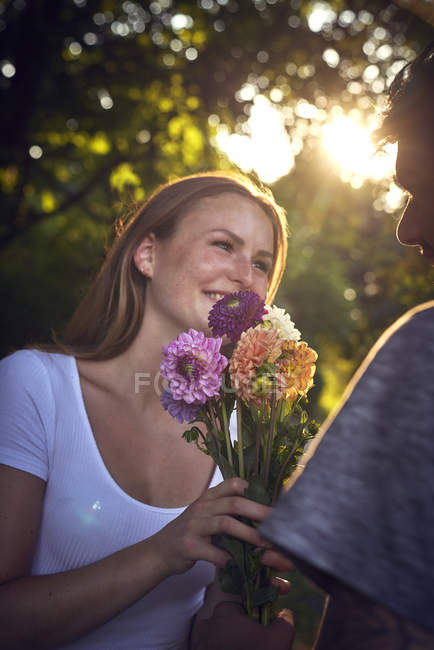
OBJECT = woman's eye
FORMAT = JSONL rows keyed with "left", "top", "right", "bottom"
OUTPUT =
{"left": 213, "top": 240, "right": 233, "bottom": 251}
{"left": 253, "top": 260, "right": 270, "bottom": 274}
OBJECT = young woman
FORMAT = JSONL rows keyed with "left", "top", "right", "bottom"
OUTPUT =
{"left": 0, "top": 172, "right": 290, "bottom": 649}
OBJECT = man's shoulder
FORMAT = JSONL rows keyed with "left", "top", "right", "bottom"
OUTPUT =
{"left": 384, "top": 300, "right": 434, "bottom": 338}
{"left": 359, "top": 300, "right": 434, "bottom": 376}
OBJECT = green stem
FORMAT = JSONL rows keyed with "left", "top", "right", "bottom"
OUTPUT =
{"left": 261, "top": 602, "right": 272, "bottom": 626}
{"left": 244, "top": 583, "right": 253, "bottom": 618}
{"left": 271, "top": 437, "right": 300, "bottom": 504}
{"left": 220, "top": 400, "right": 233, "bottom": 469}
{"left": 260, "top": 566, "right": 273, "bottom": 625}
{"left": 207, "top": 403, "right": 218, "bottom": 441}
{"left": 276, "top": 397, "right": 285, "bottom": 423}
{"left": 236, "top": 397, "right": 244, "bottom": 479}
{"left": 208, "top": 403, "right": 226, "bottom": 471}
{"left": 254, "top": 418, "right": 261, "bottom": 476}
{"left": 264, "top": 379, "right": 277, "bottom": 485}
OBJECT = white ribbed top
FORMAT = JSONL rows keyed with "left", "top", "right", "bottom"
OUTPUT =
{"left": 0, "top": 350, "right": 226, "bottom": 649}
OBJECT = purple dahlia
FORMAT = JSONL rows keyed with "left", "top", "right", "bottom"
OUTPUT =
{"left": 160, "top": 390, "right": 201, "bottom": 424}
{"left": 160, "top": 328, "right": 228, "bottom": 404}
{"left": 208, "top": 291, "right": 266, "bottom": 342}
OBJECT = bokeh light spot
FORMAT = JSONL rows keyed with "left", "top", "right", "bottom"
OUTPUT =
{"left": 185, "top": 47, "right": 198, "bottom": 61}
{"left": 216, "top": 95, "right": 295, "bottom": 184}
{"left": 29, "top": 145, "right": 43, "bottom": 159}
{"left": 1, "top": 60, "right": 16, "bottom": 78}
{"left": 69, "top": 42, "right": 82, "bottom": 56}
{"left": 308, "top": 2, "right": 337, "bottom": 32}
{"left": 322, "top": 48, "right": 340, "bottom": 68}
{"left": 171, "top": 13, "right": 193, "bottom": 31}
{"left": 136, "top": 129, "right": 151, "bottom": 143}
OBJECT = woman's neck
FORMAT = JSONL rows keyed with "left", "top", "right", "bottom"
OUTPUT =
{"left": 77, "top": 315, "right": 181, "bottom": 411}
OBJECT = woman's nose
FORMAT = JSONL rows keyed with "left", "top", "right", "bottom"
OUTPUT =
{"left": 229, "top": 256, "right": 253, "bottom": 288}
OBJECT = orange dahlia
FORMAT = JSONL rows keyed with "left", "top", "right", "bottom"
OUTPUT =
{"left": 229, "top": 326, "right": 283, "bottom": 404}
{"left": 277, "top": 340, "right": 318, "bottom": 402}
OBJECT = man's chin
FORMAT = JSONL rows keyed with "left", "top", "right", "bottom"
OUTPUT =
{"left": 421, "top": 249, "right": 434, "bottom": 265}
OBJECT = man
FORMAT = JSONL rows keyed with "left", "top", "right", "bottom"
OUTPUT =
{"left": 195, "top": 41, "right": 434, "bottom": 649}
{"left": 260, "top": 39, "right": 434, "bottom": 648}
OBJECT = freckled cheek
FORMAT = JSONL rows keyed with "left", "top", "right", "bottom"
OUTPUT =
{"left": 195, "top": 252, "right": 227, "bottom": 276}
{"left": 255, "top": 278, "right": 269, "bottom": 300}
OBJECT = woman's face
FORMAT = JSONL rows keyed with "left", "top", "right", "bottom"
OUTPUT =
{"left": 143, "top": 192, "right": 275, "bottom": 338}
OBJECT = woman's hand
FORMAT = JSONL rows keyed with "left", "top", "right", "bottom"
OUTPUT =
{"left": 156, "top": 478, "right": 272, "bottom": 575}
{"left": 191, "top": 602, "right": 295, "bottom": 650}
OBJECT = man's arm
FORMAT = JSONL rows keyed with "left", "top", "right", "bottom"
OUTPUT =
{"left": 291, "top": 557, "right": 434, "bottom": 650}
{"left": 315, "top": 584, "right": 434, "bottom": 650}
{"left": 190, "top": 601, "right": 294, "bottom": 650}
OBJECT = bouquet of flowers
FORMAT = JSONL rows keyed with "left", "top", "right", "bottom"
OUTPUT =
{"left": 160, "top": 291, "right": 318, "bottom": 624}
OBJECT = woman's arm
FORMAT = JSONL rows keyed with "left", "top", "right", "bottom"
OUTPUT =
{"left": 0, "top": 467, "right": 270, "bottom": 649}
{"left": 0, "top": 464, "right": 174, "bottom": 648}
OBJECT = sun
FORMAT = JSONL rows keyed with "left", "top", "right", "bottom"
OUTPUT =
{"left": 321, "top": 115, "right": 397, "bottom": 184}
{"left": 214, "top": 94, "right": 406, "bottom": 211}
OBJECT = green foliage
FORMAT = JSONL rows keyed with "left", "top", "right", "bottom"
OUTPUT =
{"left": 1, "top": 1, "right": 432, "bottom": 412}
{"left": 1, "top": 5, "right": 432, "bottom": 641}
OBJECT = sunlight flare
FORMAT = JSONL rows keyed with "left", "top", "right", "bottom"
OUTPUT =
{"left": 216, "top": 96, "right": 295, "bottom": 184}
{"left": 322, "top": 115, "right": 397, "bottom": 180}
{"left": 322, "top": 115, "right": 405, "bottom": 209}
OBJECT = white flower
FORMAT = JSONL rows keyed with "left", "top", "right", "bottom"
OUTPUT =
{"left": 262, "top": 304, "right": 301, "bottom": 341}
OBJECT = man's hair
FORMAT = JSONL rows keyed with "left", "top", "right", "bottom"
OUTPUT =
{"left": 374, "top": 40, "right": 434, "bottom": 145}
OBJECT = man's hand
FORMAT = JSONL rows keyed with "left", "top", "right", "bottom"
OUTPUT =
{"left": 191, "top": 601, "right": 294, "bottom": 650}
{"left": 261, "top": 549, "right": 294, "bottom": 573}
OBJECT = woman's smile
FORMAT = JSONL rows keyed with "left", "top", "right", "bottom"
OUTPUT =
{"left": 142, "top": 192, "right": 275, "bottom": 340}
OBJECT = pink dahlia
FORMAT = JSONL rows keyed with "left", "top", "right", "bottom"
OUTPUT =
{"left": 229, "top": 326, "right": 283, "bottom": 404}
{"left": 208, "top": 291, "right": 266, "bottom": 342}
{"left": 160, "top": 329, "right": 228, "bottom": 404}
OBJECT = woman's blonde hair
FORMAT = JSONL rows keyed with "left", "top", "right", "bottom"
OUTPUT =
{"left": 59, "top": 171, "right": 288, "bottom": 360}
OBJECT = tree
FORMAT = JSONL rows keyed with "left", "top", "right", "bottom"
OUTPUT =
{"left": 1, "top": 0, "right": 432, "bottom": 417}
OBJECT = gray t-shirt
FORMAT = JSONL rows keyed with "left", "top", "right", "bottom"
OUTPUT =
{"left": 261, "top": 302, "right": 434, "bottom": 632}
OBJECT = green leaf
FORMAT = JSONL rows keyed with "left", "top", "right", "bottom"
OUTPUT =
{"left": 256, "top": 361, "right": 278, "bottom": 376}
{"left": 218, "top": 560, "right": 243, "bottom": 594}
{"left": 308, "top": 420, "right": 320, "bottom": 435}
{"left": 245, "top": 548, "right": 265, "bottom": 578}
{"left": 245, "top": 475, "right": 271, "bottom": 506}
{"left": 218, "top": 454, "right": 236, "bottom": 480}
{"left": 250, "top": 585, "right": 279, "bottom": 609}
{"left": 214, "top": 534, "right": 246, "bottom": 574}
{"left": 237, "top": 402, "right": 257, "bottom": 447}
{"left": 204, "top": 436, "right": 221, "bottom": 465}
{"left": 182, "top": 426, "right": 200, "bottom": 443}
{"left": 243, "top": 442, "right": 257, "bottom": 478}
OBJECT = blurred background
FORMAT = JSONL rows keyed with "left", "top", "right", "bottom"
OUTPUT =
{"left": 1, "top": 1, "right": 433, "bottom": 645}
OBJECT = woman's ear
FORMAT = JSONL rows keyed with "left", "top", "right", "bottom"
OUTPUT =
{"left": 134, "top": 233, "right": 157, "bottom": 278}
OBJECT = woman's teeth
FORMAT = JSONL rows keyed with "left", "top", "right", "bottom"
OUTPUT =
{"left": 205, "top": 292, "right": 226, "bottom": 301}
